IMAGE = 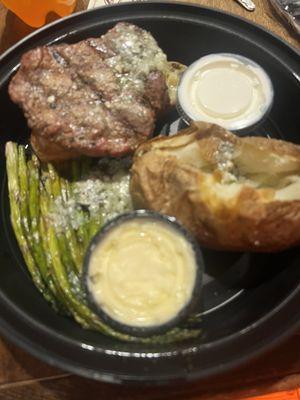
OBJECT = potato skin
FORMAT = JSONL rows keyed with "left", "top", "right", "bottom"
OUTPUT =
{"left": 130, "top": 123, "right": 300, "bottom": 252}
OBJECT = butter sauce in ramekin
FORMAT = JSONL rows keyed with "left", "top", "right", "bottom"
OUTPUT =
{"left": 177, "top": 53, "right": 274, "bottom": 133}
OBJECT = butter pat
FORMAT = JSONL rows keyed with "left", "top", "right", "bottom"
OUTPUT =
{"left": 177, "top": 53, "right": 274, "bottom": 132}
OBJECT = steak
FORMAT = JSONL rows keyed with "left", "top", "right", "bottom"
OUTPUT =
{"left": 9, "top": 23, "right": 171, "bottom": 161}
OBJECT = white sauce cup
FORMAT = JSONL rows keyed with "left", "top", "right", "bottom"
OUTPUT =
{"left": 177, "top": 53, "right": 274, "bottom": 134}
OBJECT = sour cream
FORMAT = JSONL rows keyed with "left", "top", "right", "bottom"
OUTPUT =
{"left": 177, "top": 53, "right": 274, "bottom": 132}
{"left": 86, "top": 214, "right": 199, "bottom": 330}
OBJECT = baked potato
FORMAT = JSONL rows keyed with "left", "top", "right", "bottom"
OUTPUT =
{"left": 130, "top": 122, "right": 300, "bottom": 252}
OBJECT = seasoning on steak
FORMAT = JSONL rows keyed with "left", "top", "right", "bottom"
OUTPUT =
{"left": 9, "top": 23, "right": 171, "bottom": 161}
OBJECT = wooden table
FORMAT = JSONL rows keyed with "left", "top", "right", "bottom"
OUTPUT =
{"left": 0, "top": 1, "right": 299, "bottom": 399}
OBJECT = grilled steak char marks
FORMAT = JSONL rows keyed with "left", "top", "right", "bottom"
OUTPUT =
{"left": 9, "top": 23, "right": 171, "bottom": 161}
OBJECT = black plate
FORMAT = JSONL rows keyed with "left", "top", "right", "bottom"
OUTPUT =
{"left": 0, "top": 2, "right": 300, "bottom": 385}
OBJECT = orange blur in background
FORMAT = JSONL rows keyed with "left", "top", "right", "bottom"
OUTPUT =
{"left": 1, "top": 0, "right": 76, "bottom": 27}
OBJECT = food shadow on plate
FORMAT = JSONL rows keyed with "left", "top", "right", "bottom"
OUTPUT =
{"left": 160, "top": 111, "right": 284, "bottom": 140}
{"left": 187, "top": 246, "right": 295, "bottom": 326}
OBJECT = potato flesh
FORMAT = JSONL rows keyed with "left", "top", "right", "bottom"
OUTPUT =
{"left": 275, "top": 176, "right": 300, "bottom": 200}
{"left": 156, "top": 132, "right": 300, "bottom": 202}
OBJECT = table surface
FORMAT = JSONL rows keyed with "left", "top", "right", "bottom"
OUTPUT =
{"left": 0, "top": 1, "right": 299, "bottom": 399}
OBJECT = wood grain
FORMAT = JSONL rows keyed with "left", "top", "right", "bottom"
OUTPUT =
{"left": 0, "top": 338, "right": 63, "bottom": 385}
{"left": 1, "top": 332, "right": 300, "bottom": 398}
{"left": 0, "top": 335, "right": 300, "bottom": 400}
{"left": 0, "top": 0, "right": 299, "bottom": 399}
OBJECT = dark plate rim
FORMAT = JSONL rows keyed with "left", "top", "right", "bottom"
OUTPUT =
{"left": 0, "top": 1, "right": 300, "bottom": 384}
{"left": 1, "top": 290, "right": 300, "bottom": 384}
{"left": 0, "top": 0, "right": 299, "bottom": 66}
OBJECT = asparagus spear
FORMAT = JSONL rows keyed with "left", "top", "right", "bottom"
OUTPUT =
{"left": 5, "top": 143, "right": 59, "bottom": 309}
{"left": 46, "top": 164, "right": 82, "bottom": 269}
{"left": 46, "top": 220, "right": 124, "bottom": 333}
{"left": 44, "top": 164, "right": 85, "bottom": 300}
{"left": 67, "top": 158, "right": 101, "bottom": 263}
{"left": 40, "top": 163, "right": 120, "bottom": 331}
{"left": 27, "top": 157, "right": 64, "bottom": 306}
{"left": 38, "top": 189, "right": 75, "bottom": 316}
{"left": 60, "top": 176, "right": 87, "bottom": 274}
{"left": 70, "top": 160, "right": 90, "bottom": 248}
{"left": 36, "top": 163, "right": 99, "bottom": 327}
